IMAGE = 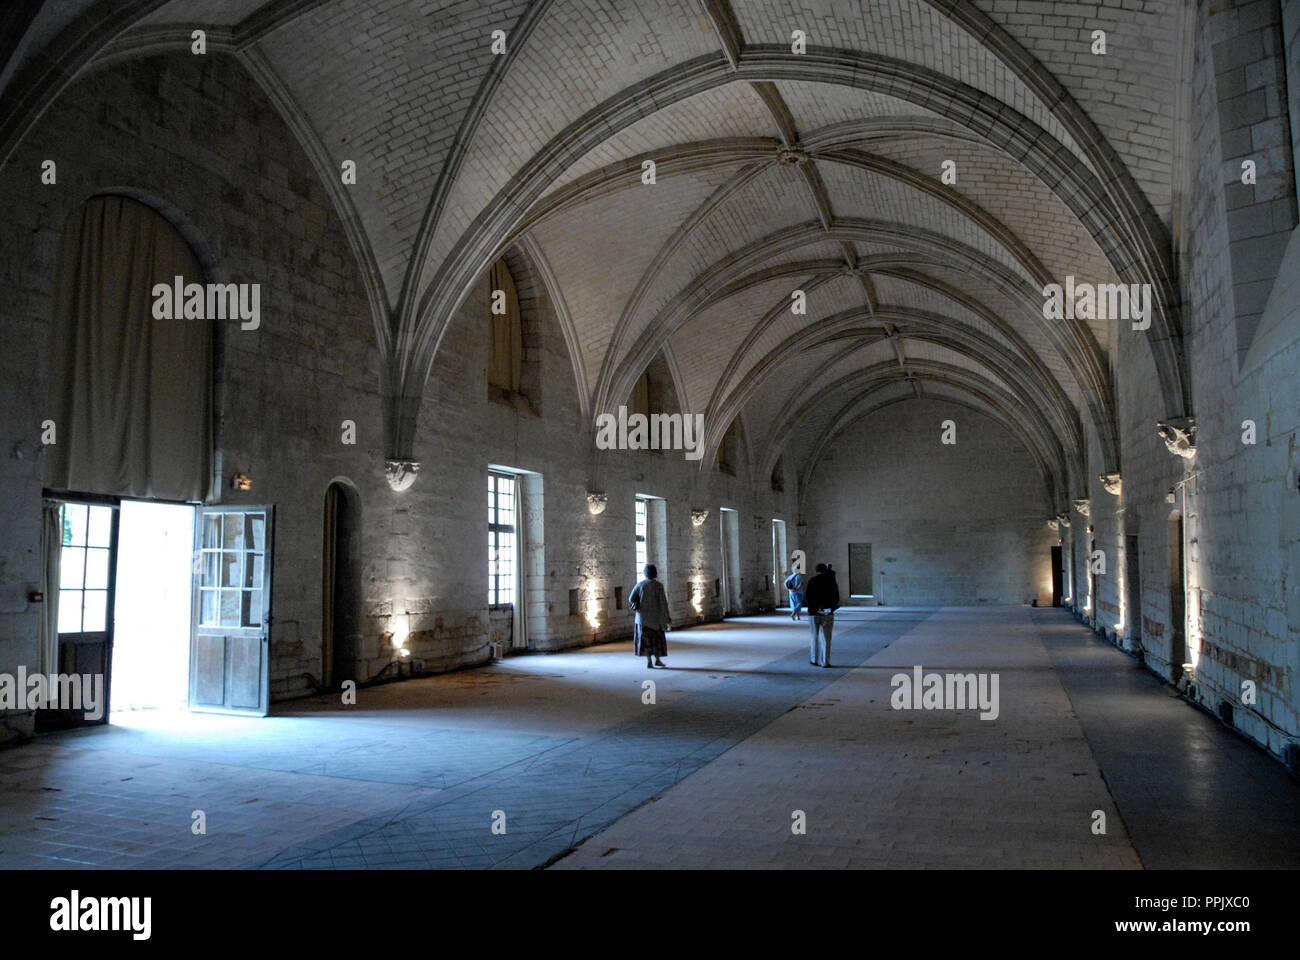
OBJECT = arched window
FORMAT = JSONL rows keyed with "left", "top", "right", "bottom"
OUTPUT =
{"left": 630, "top": 369, "right": 650, "bottom": 418}
{"left": 488, "top": 258, "right": 523, "bottom": 397}
{"left": 718, "top": 419, "right": 741, "bottom": 476}
{"left": 45, "top": 195, "right": 212, "bottom": 501}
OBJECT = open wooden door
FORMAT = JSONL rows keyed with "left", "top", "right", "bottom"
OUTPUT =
{"left": 37, "top": 501, "right": 118, "bottom": 730}
{"left": 190, "top": 505, "right": 273, "bottom": 716}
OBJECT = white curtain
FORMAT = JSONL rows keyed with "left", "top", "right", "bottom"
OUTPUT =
{"left": 39, "top": 500, "right": 62, "bottom": 685}
{"left": 512, "top": 479, "right": 528, "bottom": 649}
{"left": 45, "top": 195, "right": 212, "bottom": 501}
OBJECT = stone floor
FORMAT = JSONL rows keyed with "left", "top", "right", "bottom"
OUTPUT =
{"left": 0, "top": 607, "right": 1296, "bottom": 869}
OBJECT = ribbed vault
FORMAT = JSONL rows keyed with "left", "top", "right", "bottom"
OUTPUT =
{"left": 0, "top": 0, "right": 1191, "bottom": 514}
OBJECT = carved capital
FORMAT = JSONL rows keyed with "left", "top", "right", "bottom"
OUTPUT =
{"left": 1072, "top": 498, "right": 1091, "bottom": 517}
{"left": 1157, "top": 416, "right": 1196, "bottom": 459}
{"left": 1099, "top": 473, "right": 1122, "bottom": 496}
{"left": 1055, "top": 512, "right": 1071, "bottom": 529}
{"left": 384, "top": 460, "right": 420, "bottom": 492}
{"left": 586, "top": 491, "right": 607, "bottom": 515}
{"left": 690, "top": 508, "right": 710, "bottom": 527}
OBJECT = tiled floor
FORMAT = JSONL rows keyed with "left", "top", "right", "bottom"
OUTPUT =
{"left": 0, "top": 607, "right": 1296, "bottom": 869}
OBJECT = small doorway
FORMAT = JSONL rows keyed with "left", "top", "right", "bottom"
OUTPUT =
{"left": 1125, "top": 534, "right": 1142, "bottom": 641}
{"left": 1050, "top": 545, "right": 1063, "bottom": 607}
{"left": 1168, "top": 512, "right": 1187, "bottom": 681}
{"left": 848, "top": 542, "right": 874, "bottom": 599}
{"left": 323, "top": 482, "right": 362, "bottom": 687}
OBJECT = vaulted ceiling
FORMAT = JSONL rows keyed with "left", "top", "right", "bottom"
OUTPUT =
{"left": 1, "top": 0, "right": 1193, "bottom": 507}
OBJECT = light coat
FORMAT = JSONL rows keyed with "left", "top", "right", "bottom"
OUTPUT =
{"left": 629, "top": 577, "right": 671, "bottom": 630}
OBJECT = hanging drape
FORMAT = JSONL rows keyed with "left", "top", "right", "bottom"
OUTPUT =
{"left": 38, "top": 500, "right": 62, "bottom": 687}
{"left": 512, "top": 478, "right": 528, "bottom": 649}
{"left": 488, "top": 259, "right": 522, "bottom": 393}
{"left": 45, "top": 195, "right": 212, "bottom": 501}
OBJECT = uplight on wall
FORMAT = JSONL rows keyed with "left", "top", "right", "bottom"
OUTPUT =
{"left": 384, "top": 614, "right": 410, "bottom": 651}
{"left": 585, "top": 583, "right": 600, "bottom": 629}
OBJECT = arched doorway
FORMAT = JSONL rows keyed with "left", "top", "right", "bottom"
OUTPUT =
{"left": 322, "top": 481, "right": 362, "bottom": 688}
{"left": 42, "top": 194, "right": 215, "bottom": 727}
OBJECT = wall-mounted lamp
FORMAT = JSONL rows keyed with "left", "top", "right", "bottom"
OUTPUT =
{"left": 586, "top": 491, "right": 607, "bottom": 515}
{"left": 231, "top": 472, "right": 252, "bottom": 491}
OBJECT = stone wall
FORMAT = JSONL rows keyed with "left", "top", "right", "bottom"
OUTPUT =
{"left": 1061, "top": 0, "right": 1300, "bottom": 762}
{"left": 0, "top": 52, "right": 380, "bottom": 737}
{"left": 2, "top": 3, "right": 1298, "bottom": 767}
{"left": 0, "top": 51, "right": 797, "bottom": 742}
{"left": 801, "top": 399, "right": 1055, "bottom": 607}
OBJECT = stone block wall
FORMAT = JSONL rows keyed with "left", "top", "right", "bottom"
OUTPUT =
{"left": 0, "top": 51, "right": 797, "bottom": 741}
{"left": 1060, "top": 0, "right": 1300, "bottom": 761}
{"left": 801, "top": 398, "right": 1055, "bottom": 607}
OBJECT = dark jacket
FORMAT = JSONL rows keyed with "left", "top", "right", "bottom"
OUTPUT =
{"left": 804, "top": 571, "right": 839, "bottom": 613}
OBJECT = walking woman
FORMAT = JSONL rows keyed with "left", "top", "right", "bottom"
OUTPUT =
{"left": 784, "top": 557, "right": 806, "bottom": 621}
{"left": 629, "top": 563, "right": 672, "bottom": 668}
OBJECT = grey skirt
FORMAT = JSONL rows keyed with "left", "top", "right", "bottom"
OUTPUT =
{"left": 634, "top": 624, "right": 667, "bottom": 658}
